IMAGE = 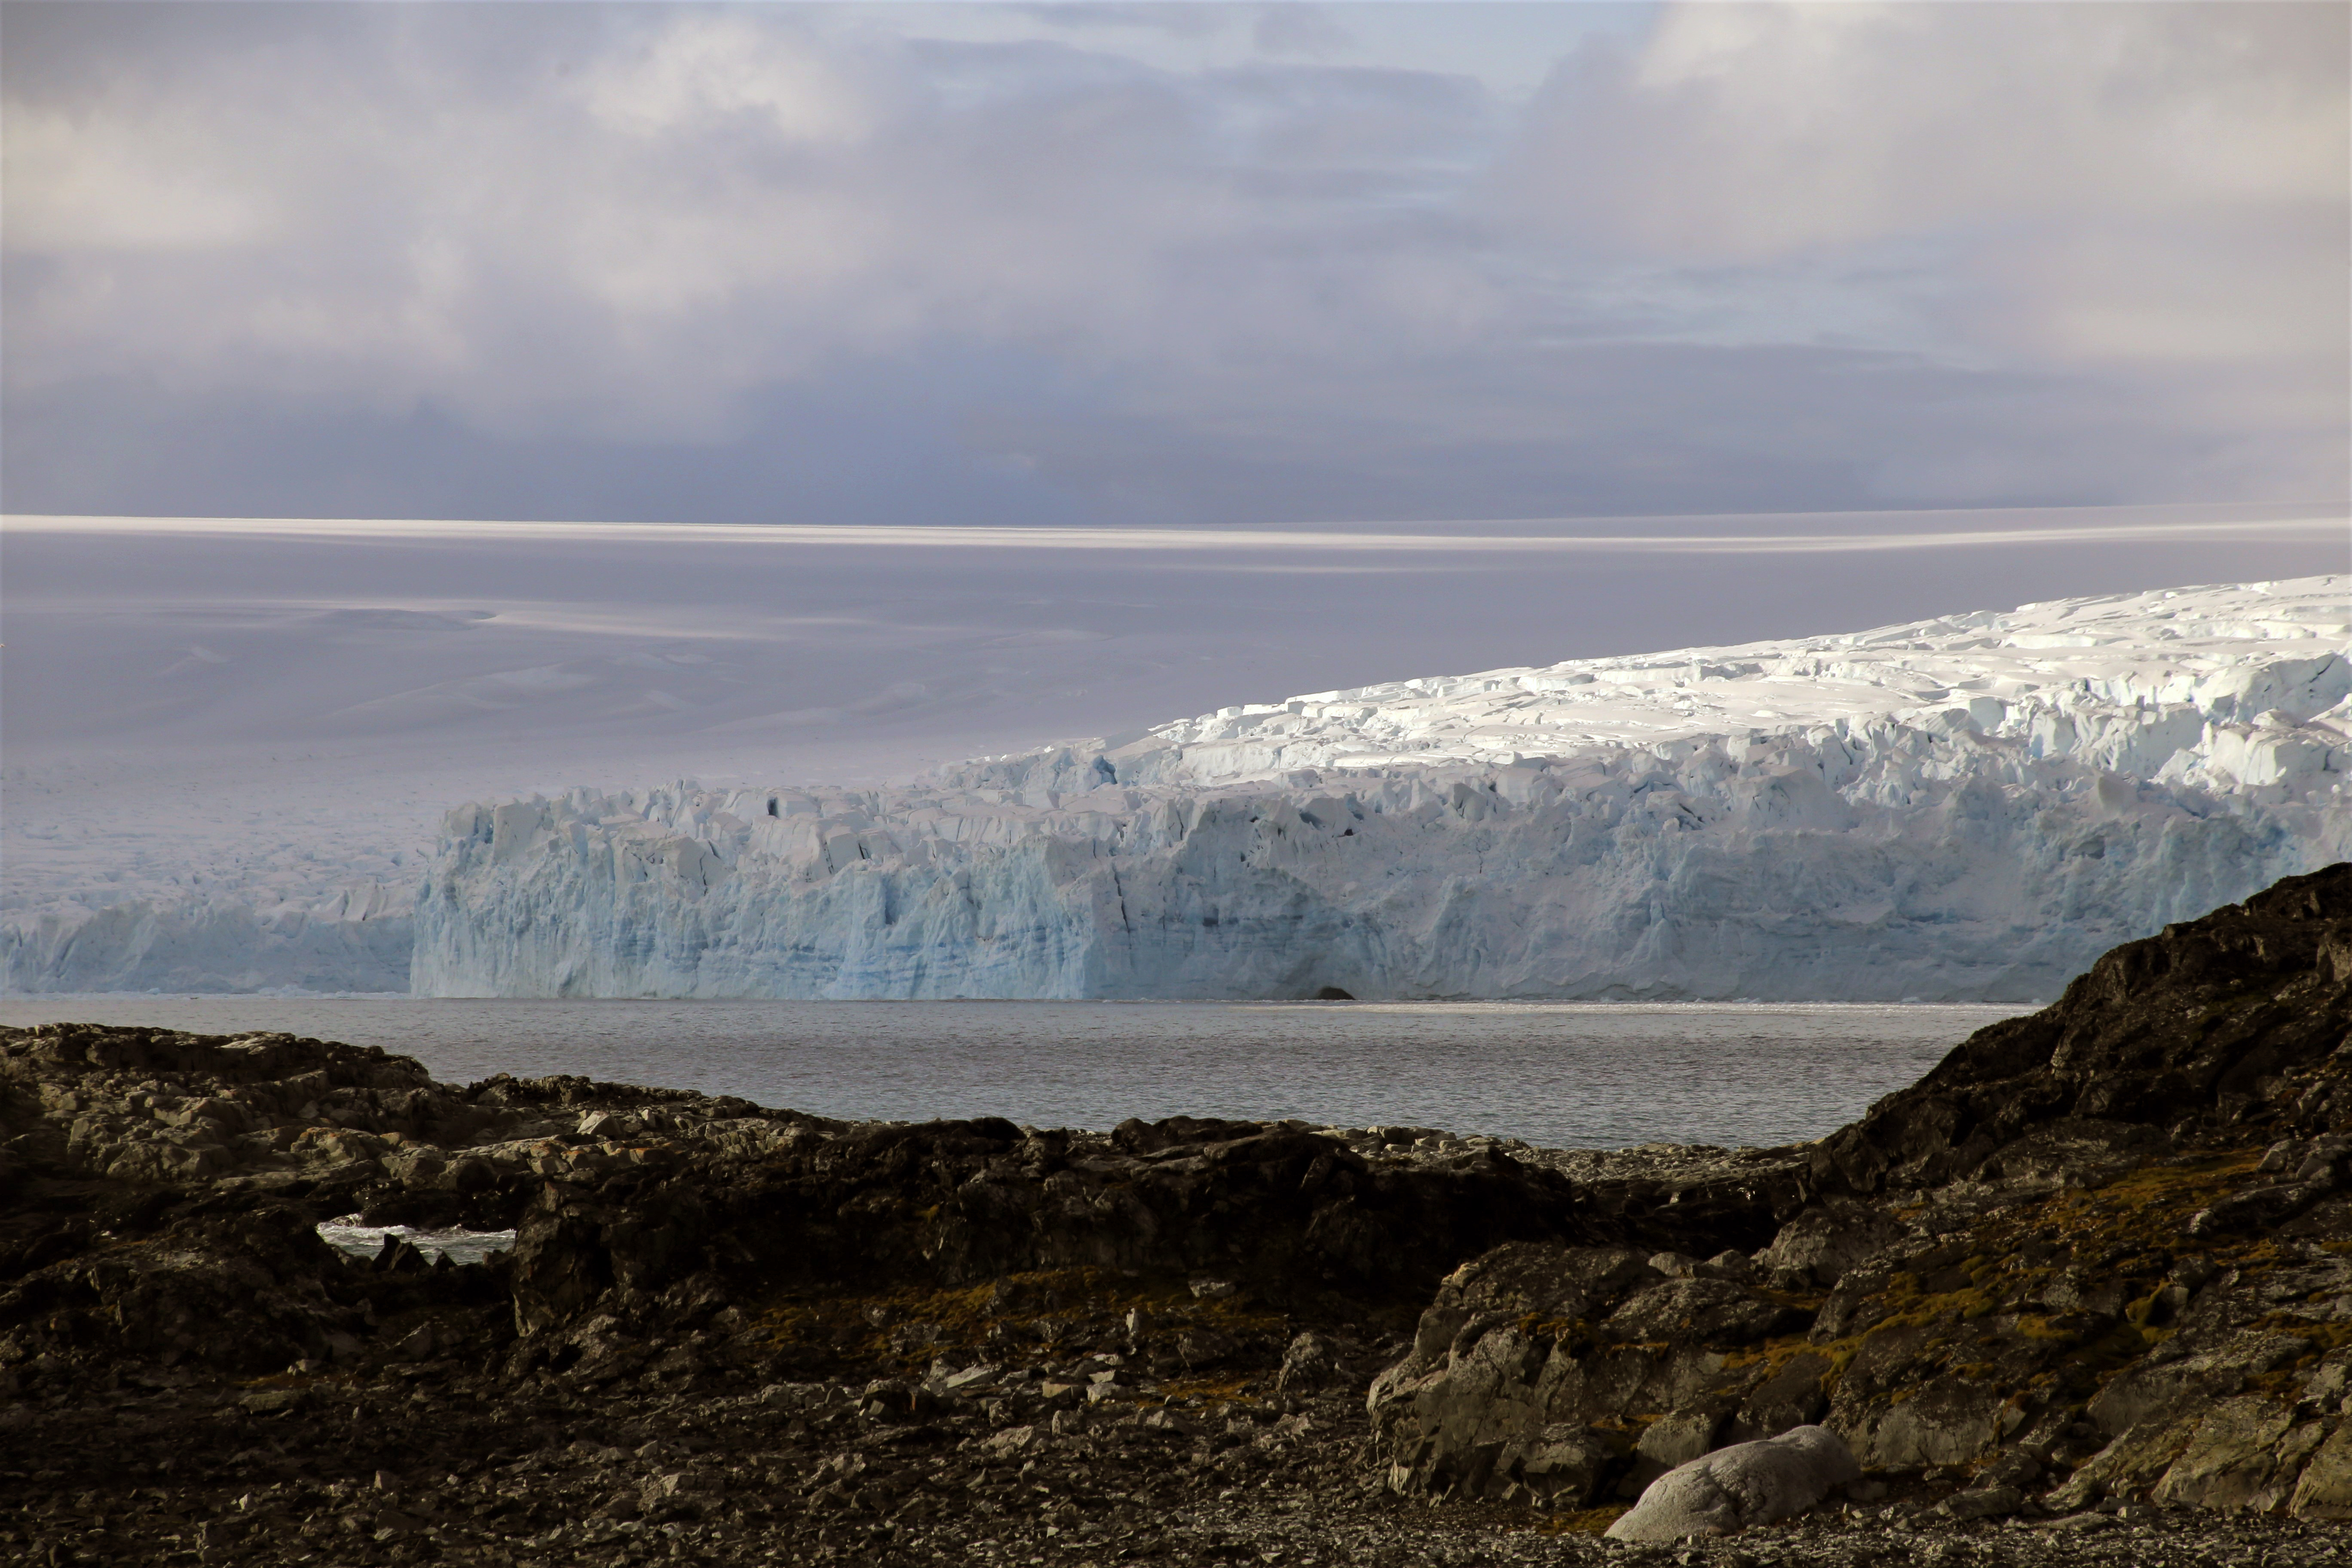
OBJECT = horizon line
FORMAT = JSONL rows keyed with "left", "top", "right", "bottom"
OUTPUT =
{"left": 4, "top": 502, "right": 2344, "bottom": 557}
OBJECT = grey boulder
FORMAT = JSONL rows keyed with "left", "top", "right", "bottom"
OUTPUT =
{"left": 1605, "top": 1424, "right": 1860, "bottom": 1542}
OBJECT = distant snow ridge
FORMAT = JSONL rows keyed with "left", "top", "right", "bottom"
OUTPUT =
{"left": 416, "top": 579, "right": 2352, "bottom": 1002}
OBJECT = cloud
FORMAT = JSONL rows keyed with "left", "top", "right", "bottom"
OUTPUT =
{"left": 577, "top": 13, "right": 877, "bottom": 143}
{"left": 1017, "top": 5, "right": 1235, "bottom": 42}
{"left": 1253, "top": 5, "right": 1354, "bottom": 60}
{"left": 1, "top": 3, "right": 2343, "bottom": 527}
{"left": 1497, "top": 3, "right": 2348, "bottom": 435}
{"left": 1514, "top": 3, "right": 2345, "bottom": 259}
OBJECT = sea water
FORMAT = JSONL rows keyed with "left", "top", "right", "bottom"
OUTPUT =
{"left": 0, "top": 998, "right": 2025, "bottom": 1151}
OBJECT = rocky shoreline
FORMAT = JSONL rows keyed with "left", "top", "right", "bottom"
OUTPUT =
{"left": 5, "top": 866, "right": 2352, "bottom": 1565}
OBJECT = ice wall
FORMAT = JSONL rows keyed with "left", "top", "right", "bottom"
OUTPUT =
{"left": 2, "top": 885, "right": 413, "bottom": 995}
{"left": 414, "top": 579, "right": 2352, "bottom": 1001}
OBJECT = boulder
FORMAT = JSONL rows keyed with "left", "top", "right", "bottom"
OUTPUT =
{"left": 1604, "top": 1424, "right": 1860, "bottom": 1541}
{"left": 2152, "top": 1395, "right": 2328, "bottom": 1512}
{"left": 2288, "top": 1422, "right": 2352, "bottom": 1519}
{"left": 1754, "top": 1200, "right": 1898, "bottom": 1288}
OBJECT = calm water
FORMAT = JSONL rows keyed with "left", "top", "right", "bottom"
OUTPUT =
{"left": 0, "top": 998, "right": 2027, "bottom": 1150}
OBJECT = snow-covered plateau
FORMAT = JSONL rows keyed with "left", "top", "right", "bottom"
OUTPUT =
{"left": 410, "top": 578, "right": 2352, "bottom": 1001}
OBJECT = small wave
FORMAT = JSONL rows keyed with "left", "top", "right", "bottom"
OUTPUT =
{"left": 317, "top": 1215, "right": 515, "bottom": 1266}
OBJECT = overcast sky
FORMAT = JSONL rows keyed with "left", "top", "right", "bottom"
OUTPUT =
{"left": 6, "top": 1, "right": 2346, "bottom": 529}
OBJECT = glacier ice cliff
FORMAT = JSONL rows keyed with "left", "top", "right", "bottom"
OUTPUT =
{"left": 413, "top": 578, "right": 2352, "bottom": 1001}
{"left": 3, "top": 884, "right": 413, "bottom": 996}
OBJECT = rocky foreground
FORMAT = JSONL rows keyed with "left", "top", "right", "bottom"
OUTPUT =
{"left": 5, "top": 869, "right": 2352, "bottom": 1565}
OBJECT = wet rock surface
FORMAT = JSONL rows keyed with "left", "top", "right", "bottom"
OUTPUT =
{"left": 3, "top": 866, "right": 2350, "bottom": 1564}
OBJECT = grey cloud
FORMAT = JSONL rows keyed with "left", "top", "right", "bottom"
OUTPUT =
{"left": 1491, "top": 5, "right": 2348, "bottom": 428}
{"left": 1015, "top": 5, "right": 1234, "bottom": 41}
{"left": 1253, "top": 5, "right": 1354, "bottom": 59}
{"left": 2, "top": 3, "right": 2343, "bottom": 528}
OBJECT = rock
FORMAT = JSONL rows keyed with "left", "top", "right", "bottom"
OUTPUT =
{"left": 1736, "top": 1351, "right": 1830, "bottom": 1437}
{"left": 1636, "top": 1410, "right": 1724, "bottom": 1470}
{"left": 2287, "top": 1420, "right": 2352, "bottom": 1519}
{"left": 1516, "top": 1424, "right": 1614, "bottom": 1505}
{"left": 386, "top": 1325, "right": 435, "bottom": 1362}
{"left": 2086, "top": 1332, "right": 2309, "bottom": 1436}
{"left": 4, "top": 864, "right": 2352, "bottom": 1563}
{"left": 1813, "top": 864, "right": 2352, "bottom": 1195}
{"left": 1368, "top": 1240, "right": 1822, "bottom": 1504}
{"left": 1604, "top": 1425, "right": 1861, "bottom": 1541}
{"left": 1851, "top": 1378, "right": 2008, "bottom": 1470}
{"left": 2151, "top": 1395, "right": 2327, "bottom": 1512}
{"left": 1940, "top": 1484, "right": 2022, "bottom": 1520}
{"left": 1276, "top": 1331, "right": 1338, "bottom": 1393}
{"left": 1366, "top": 1243, "right": 1666, "bottom": 1503}
{"left": 983, "top": 1425, "right": 1041, "bottom": 1457}
{"left": 2046, "top": 1415, "right": 2203, "bottom": 1512}
{"left": 239, "top": 1388, "right": 304, "bottom": 1415}
{"left": 1602, "top": 1276, "right": 1807, "bottom": 1344}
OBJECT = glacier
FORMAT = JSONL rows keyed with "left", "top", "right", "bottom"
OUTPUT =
{"left": 412, "top": 577, "right": 2352, "bottom": 1001}
{"left": 3, "top": 885, "right": 413, "bottom": 997}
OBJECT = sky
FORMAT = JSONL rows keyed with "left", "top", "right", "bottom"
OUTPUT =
{"left": 3, "top": 2, "right": 2348, "bottom": 920}
{"left": 5, "top": 1, "right": 2346, "bottom": 528}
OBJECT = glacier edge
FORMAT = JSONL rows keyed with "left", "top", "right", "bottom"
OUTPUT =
{"left": 413, "top": 576, "right": 2352, "bottom": 1001}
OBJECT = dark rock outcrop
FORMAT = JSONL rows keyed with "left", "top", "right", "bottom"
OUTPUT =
{"left": 4, "top": 865, "right": 2350, "bottom": 1563}
{"left": 1367, "top": 864, "right": 2352, "bottom": 1530}
{"left": 1815, "top": 862, "right": 2352, "bottom": 1194}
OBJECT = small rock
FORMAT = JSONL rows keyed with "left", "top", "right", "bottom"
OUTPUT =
{"left": 1276, "top": 1332, "right": 1338, "bottom": 1393}
{"left": 1942, "top": 1484, "right": 2022, "bottom": 1521}
{"left": 2038, "top": 1511, "right": 2118, "bottom": 1533}
{"left": 984, "top": 1425, "right": 1041, "bottom": 1456}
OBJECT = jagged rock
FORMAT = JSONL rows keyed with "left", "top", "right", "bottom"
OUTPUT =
{"left": 2087, "top": 1330, "right": 2314, "bottom": 1436}
{"left": 1367, "top": 1241, "right": 1816, "bottom": 1504}
{"left": 1847, "top": 1377, "right": 2012, "bottom": 1470}
{"left": 1366, "top": 864, "right": 2352, "bottom": 1523}
{"left": 2289, "top": 1421, "right": 2352, "bottom": 1519}
{"left": 2152, "top": 1395, "right": 2329, "bottom": 1512}
{"left": 2047, "top": 1414, "right": 2204, "bottom": 1511}
{"left": 1736, "top": 1350, "right": 1832, "bottom": 1436}
{"left": 1753, "top": 1198, "right": 1898, "bottom": 1287}
{"left": 1603, "top": 1424, "right": 1860, "bottom": 1541}
{"left": 1814, "top": 864, "right": 2352, "bottom": 1194}
{"left": 7, "top": 865, "right": 2352, "bottom": 1562}
{"left": 1635, "top": 1409, "right": 1724, "bottom": 1470}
